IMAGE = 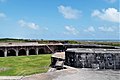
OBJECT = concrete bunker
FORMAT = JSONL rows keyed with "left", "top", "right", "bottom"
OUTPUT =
{"left": 18, "top": 49, "right": 26, "bottom": 56}
{"left": 65, "top": 48, "right": 120, "bottom": 70}
{"left": 7, "top": 49, "right": 16, "bottom": 56}
{"left": 0, "top": 50, "right": 4, "bottom": 57}
{"left": 29, "top": 49, "right": 36, "bottom": 55}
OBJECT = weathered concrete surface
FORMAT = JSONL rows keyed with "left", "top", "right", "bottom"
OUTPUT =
{"left": 22, "top": 67, "right": 77, "bottom": 80}
{"left": 0, "top": 67, "right": 120, "bottom": 80}
{"left": 65, "top": 48, "right": 120, "bottom": 69}
{"left": 52, "top": 52, "right": 65, "bottom": 59}
{"left": 22, "top": 67, "right": 120, "bottom": 80}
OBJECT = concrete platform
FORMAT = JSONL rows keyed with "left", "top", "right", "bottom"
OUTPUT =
{"left": 22, "top": 67, "right": 120, "bottom": 80}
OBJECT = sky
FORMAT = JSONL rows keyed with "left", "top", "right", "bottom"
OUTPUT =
{"left": 0, "top": 0, "right": 119, "bottom": 40}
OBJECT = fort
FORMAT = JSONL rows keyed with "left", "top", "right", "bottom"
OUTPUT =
{"left": 0, "top": 42, "right": 118, "bottom": 57}
{"left": 0, "top": 42, "right": 120, "bottom": 70}
{"left": 0, "top": 42, "right": 120, "bottom": 79}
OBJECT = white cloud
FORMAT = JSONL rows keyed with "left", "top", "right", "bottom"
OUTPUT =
{"left": 98, "top": 26, "right": 114, "bottom": 32}
{"left": 105, "top": 0, "right": 117, "bottom": 3}
{"left": 84, "top": 26, "right": 95, "bottom": 32}
{"left": 58, "top": 5, "right": 81, "bottom": 19}
{"left": 0, "top": 12, "right": 6, "bottom": 19}
{"left": 18, "top": 20, "right": 39, "bottom": 30}
{"left": 92, "top": 8, "right": 120, "bottom": 23}
{"left": 92, "top": 10, "right": 100, "bottom": 17}
{"left": 64, "top": 25, "right": 79, "bottom": 35}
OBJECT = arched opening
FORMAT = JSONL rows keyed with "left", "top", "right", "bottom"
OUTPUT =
{"left": 38, "top": 49, "right": 45, "bottom": 54}
{"left": 0, "top": 50, "right": 4, "bottom": 57}
{"left": 18, "top": 49, "right": 26, "bottom": 56}
{"left": 7, "top": 49, "right": 16, "bottom": 56}
{"left": 29, "top": 49, "right": 36, "bottom": 55}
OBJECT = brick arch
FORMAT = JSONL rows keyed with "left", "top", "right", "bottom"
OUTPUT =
{"left": 7, "top": 49, "right": 16, "bottom": 56}
{"left": 38, "top": 48, "right": 45, "bottom": 54}
{"left": 18, "top": 49, "right": 26, "bottom": 56}
{"left": 29, "top": 48, "right": 36, "bottom": 55}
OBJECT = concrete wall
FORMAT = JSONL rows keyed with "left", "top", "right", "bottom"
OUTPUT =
{"left": 0, "top": 46, "right": 54, "bottom": 57}
{"left": 65, "top": 51, "right": 120, "bottom": 69}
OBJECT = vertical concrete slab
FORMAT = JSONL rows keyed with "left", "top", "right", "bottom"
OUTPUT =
{"left": 36, "top": 48, "right": 38, "bottom": 55}
{"left": 4, "top": 48, "right": 7, "bottom": 57}
{"left": 16, "top": 49, "right": 18, "bottom": 56}
{"left": 26, "top": 48, "right": 29, "bottom": 56}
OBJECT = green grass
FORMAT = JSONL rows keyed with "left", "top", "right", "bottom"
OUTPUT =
{"left": 0, "top": 54, "right": 51, "bottom": 76}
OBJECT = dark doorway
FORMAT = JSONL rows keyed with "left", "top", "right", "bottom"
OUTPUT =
{"left": 0, "top": 50, "right": 4, "bottom": 57}
{"left": 7, "top": 49, "right": 16, "bottom": 56}
{"left": 18, "top": 49, "right": 26, "bottom": 56}
{"left": 38, "top": 49, "right": 45, "bottom": 54}
{"left": 29, "top": 49, "right": 36, "bottom": 55}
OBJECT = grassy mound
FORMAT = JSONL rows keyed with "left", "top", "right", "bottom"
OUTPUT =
{"left": 0, "top": 54, "right": 51, "bottom": 76}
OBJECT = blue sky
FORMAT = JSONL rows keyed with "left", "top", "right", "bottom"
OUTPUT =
{"left": 0, "top": 0, "right": 119, "bottom": 40}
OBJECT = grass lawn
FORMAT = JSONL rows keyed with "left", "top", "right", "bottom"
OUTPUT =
{"left": 0, "top": 54, "right": 51, "bottom": 76}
